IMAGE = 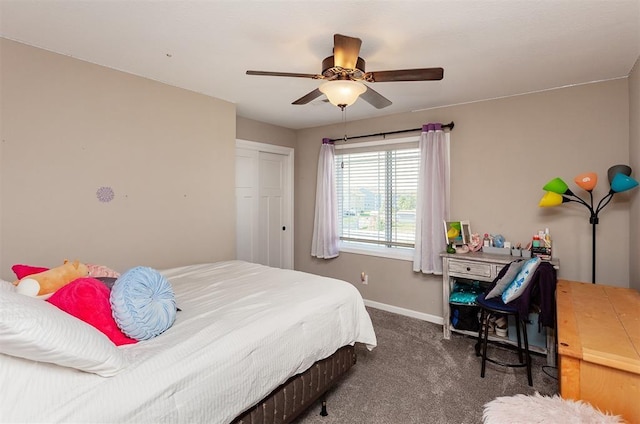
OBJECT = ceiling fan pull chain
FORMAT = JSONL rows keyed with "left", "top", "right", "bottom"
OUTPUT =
{"left": 342, "top": 105, "right": 348, "bottom": 142}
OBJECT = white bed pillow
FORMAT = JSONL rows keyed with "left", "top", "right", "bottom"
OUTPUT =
{"left": 0, "top": 279, "right": 16, "bottom": 292}
{"left": 0, "top": 287, "right": 130, "bottom": 377}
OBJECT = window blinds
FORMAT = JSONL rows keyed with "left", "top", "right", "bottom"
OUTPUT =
{"left": 336, "top": 146, "right": 419, "bottom": 249}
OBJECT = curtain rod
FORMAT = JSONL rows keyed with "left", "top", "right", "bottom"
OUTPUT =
{"left": 329, "top": 121, "right": 454, "bottom": 143}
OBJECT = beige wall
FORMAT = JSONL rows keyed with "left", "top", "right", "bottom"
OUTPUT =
{"left": 0, "top": 39, "right": 237, "bottom": 279}
{"left": 295, "top": 79, "right": 631, "bottom": 317}
{"left": 630, "top": 57, "right": 640, "bottom": 291}
{"left": 236, "top": 116, "right": 296, "bottom": 149}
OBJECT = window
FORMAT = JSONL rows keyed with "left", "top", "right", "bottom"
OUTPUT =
{"left": 335, "top": 137, "right": 419, "bottom": 259}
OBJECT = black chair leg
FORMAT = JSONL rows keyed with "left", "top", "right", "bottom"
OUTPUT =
{"left": 475, "top": 308, "right": 486, "bottom": 357}
{"left": 481, "top": 311, "right": 490, "bottom": 378}
{"left": 515, "top": 315, "right": 523, "bottom": 363}
{"left": 521, "top": 320, "right": 533, "bottom": 386}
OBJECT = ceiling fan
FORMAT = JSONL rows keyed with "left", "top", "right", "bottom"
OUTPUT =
{"left": 246, "top": 34, "right": 444, "bottom": 109}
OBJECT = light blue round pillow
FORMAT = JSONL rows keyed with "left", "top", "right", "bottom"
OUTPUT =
{"left": 110, "top": 266, "right": 177, "bottom": 341}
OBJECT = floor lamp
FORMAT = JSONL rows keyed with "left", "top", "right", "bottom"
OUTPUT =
{"left": 538, "top": 164, "right": 639, "bottom": 284}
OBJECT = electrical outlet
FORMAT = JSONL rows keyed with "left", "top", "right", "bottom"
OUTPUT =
{"left": 360, "top": 272, "right": 368, "bottom": 285}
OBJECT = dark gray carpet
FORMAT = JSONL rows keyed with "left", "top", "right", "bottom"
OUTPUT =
{"left": 294, "top": 307, "right": 558, "bottom": 424}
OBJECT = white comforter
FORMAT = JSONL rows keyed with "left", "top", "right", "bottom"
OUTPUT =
{"left": 1, "top": 261, "right": 376, "bottom": 423}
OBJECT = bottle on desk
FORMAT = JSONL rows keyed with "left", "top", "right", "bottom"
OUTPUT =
{"left": 544, "top": 228, "right": 552, "bottom": 248}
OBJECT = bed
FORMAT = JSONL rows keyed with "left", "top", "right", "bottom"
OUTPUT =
{"left": 0, "top": 260, "right": 377, "bottom": 423}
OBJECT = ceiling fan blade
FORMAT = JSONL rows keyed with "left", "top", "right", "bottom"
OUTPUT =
{"left": 292, "top": 88, "right": 324, "bottom": 105}
{"left": 360, "top": 85, "right": 392, "bottom": 109}
{"left": 246, "top": 70, "right": 322, "bottom": 79}
{"left": 367, "top": 67, "right": 444, "bottom": 82}
{"left": 333, "top": 34, "right": 362, "bottom": 69}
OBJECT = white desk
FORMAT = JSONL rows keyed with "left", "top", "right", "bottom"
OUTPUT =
{"left": 441, "top": 252, "right": 559, "bottom": 359}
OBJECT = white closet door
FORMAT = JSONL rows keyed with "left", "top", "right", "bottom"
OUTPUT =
{"left": 236, "top": 147, "right": 259, "bottom": 263}
{"left": 257, "top": 152, "right": 286, "bottom": 268}
{"left": 235, "top": 141, "right": 293, "bottom": 269}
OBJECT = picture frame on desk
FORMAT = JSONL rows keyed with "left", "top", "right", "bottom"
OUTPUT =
{"left": 461, "top": 220, "right": 471, "bottom": 246}
{"left": 444, "top": 220, "right": 471, "bottom": 245}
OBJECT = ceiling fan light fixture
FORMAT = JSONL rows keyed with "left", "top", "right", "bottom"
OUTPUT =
{"left": 319, "top": 80, "right": 367, "bottom": 107}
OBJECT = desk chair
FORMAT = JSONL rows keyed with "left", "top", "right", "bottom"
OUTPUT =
{"left": 474, "top": 260, "right": 557, "bottom": 387}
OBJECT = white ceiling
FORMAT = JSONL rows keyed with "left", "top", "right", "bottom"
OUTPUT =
{"left": 1, "top": 1, "right": 638, "bottom": 130}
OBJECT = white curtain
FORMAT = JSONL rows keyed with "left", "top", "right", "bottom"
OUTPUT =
{"left": 413, "top": 123, "right": 450, "bottom": 274}
{"left": 311, "top": 139, "right": 339, "bottom": 259}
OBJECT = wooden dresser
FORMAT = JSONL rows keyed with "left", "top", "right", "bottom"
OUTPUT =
{"left": 556, "top": 280, "right": 640, "bottom": 422}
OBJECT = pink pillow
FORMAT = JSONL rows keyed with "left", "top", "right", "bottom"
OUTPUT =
{"left": 47, "top": 277, "right": 137, "bottom": 346}
{"left": 12, "top": 264, "right": 49, "bottom": 280}
{"left": 86, "top": 264, "right": 121, "bottom": 278}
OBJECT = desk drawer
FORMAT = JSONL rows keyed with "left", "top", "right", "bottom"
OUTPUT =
{"left": 449, "top": 260, "right": 493, "bottom": 279}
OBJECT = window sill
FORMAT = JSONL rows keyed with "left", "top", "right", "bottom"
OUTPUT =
{"left": 339, "top": 242, "right": 414, "bottom": 261}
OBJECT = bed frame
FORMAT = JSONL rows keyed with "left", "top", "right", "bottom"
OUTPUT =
{"left": 232, "top": 345, "right": 356, "bottom": 424}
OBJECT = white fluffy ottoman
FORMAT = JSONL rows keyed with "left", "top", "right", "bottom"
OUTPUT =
{"left": 483, "top": 392, "right": 623, "bottom": 424}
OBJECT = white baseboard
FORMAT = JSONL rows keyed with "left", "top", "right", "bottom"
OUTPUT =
{"left": 363, "top": 299, "right": 444, "bottom": 326}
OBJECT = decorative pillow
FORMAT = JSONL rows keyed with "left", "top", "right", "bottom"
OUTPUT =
{"left": 11, "top": 264, "right": 49, "bottom": 280}
{"left": 0, "top": 287, "right": 130, "bottom": 376}
{"left": 13, "top": 260, "right": 89, "bottom": 298}
{"left": 501, "top": 257, "right": 542, "bottom": 303}
{"left": 110, "top": 266, "right": 177, "bottom": 341}
{"left": 87, "top": 264, "right": 121, "bottom": 279}
{"left": 96, "top": 276, "right": 118, "bottom": 290}
{"left": 485, "top": 260, "right": 525, "bottom": 300}
{"left": 47, "top": 278, "right": 137, "bottom": 346}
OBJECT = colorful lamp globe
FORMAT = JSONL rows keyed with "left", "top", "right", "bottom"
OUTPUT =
{"left": 542, "top": 177, "right": 570, "bottom": 195}
{"left": 574, "top": 172, "right": 597, "bottom": 192}
{"left": 607, "top": 164, "right": 632, "bottom": 184}
{"left": 538, "top": 191, "right": 565, "bottom": 207}
{"left": 610, "top": 173, "right": 639, "bottom": 193}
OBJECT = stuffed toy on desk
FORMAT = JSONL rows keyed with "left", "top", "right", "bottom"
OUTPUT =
{"left": 13, "top": 260, "right": 89, "bottom": 299}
